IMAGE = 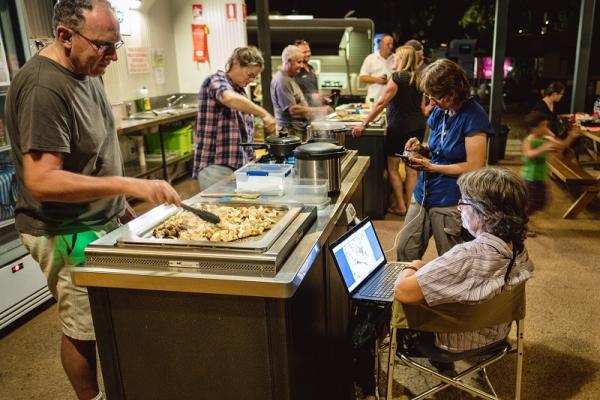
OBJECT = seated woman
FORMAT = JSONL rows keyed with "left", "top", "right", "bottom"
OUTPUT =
{"left": 394, "top": 166, "right": 534, "bottom": 355}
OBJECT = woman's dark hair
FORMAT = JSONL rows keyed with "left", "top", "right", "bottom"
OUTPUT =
{"left": 225, "top": 46, "right": 264, "bottom": 72}
{"left": 542, "top": 81, "right": 565, "bottom": 97}
{"left": 420, "top": 58, "right": 471, "bottom": 108}
{"left": 52, "top": 0, "right": 113, "bottom": 35}
{"left": 523, "top": 111, "right": 549, "bottom": 131}
{"left": 458, "top": 167, "right": 529, "bottom": 246}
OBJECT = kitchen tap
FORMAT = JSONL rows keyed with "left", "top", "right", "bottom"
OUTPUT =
{"left": 167, "top": 95, "right": 184, "bottom": 108}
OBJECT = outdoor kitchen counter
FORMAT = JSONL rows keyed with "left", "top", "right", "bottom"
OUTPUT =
{"left": 69, "top": 157, "right": 369, "bottom": 400}
{"left": 343, "top": 120, "right": 388, "bottom": 218}
{"left": 71, "top": 156, "right": 369, "bottom": 298}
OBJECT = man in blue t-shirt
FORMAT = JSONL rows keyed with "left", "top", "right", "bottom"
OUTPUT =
{"left": 397, "top": 59, "right": 493, "bottom": 261}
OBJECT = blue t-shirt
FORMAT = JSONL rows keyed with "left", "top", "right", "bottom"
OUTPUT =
{"left": 414, "top": 97, "right": 494, "bottom": 207}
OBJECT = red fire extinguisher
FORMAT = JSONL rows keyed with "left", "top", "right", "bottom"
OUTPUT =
{"left": 192, "top": 24, "right": 209, "bottom": 63}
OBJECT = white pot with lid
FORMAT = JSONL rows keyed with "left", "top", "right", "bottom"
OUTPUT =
{"left": 306, "top": 121, "right": 348, "bottom": 146}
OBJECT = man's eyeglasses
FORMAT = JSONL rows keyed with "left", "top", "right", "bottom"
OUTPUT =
{"left": 425, "top": 93, "right": 444, "bottom": 103}
{"left": 457, "top": 199, "right": 474, "bottom": 208}
{"left": 73, "top": 29, "right": 124, "bottom": 55}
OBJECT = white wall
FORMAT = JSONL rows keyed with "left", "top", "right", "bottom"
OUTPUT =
{"left": 171, "top": 0, "right": 247, "bottom": 93}
{"left": 104, "top": 0, "right": 247, "bottom": 102}
{"left": 103, "top": 1, "right": 180, "bottom": 102}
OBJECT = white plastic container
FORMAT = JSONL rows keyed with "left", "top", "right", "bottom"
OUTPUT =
{"left": 111, "top": 102, "right": 123, "bottom": 128}
{"left": 285, "top": 178, "right": 328, "bottom": 204}
{"left": 235, "top": 163, "right": 293, "bottom": 195}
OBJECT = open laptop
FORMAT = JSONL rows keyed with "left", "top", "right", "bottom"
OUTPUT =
{"left": 330, "top": 217, "right": 410, "bottom": 304}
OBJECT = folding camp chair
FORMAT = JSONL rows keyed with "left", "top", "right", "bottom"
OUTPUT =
{"left": 385, "top": 283, "right": 526, "bottom": 400}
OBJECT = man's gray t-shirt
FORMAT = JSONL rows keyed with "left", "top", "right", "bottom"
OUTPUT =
{"left": 5, "top": 55, "right": 124, "bottom": 235}
{"left": 270, "top": 70, "right": 308, "bottom": 132}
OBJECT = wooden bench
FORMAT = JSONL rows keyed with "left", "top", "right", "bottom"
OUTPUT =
{"left": 547, "top": 154, "right": 600, "bottom": 218}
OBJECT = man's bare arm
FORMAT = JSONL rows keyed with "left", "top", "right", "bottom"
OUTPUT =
{"left": 23, "top": 151, "right": 181, "bottom": 205}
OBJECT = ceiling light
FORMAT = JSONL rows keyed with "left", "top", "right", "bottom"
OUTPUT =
{"left": 109, "top": 0, "right": 141, "bottom": 10}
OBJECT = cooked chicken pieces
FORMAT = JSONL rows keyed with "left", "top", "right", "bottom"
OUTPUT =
{"left": 153, "top": 204, "right": 280, "bottom": 242}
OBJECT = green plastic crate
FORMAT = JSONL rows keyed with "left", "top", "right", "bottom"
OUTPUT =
{"left": 145, "top": 124, "right": 193, "bottom": 156}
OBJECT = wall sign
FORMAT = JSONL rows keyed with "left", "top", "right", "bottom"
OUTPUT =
{"left": 151, "top": 48, "right": 166, "bottom": 85}
{"left": 225, "top": 3, "right": 237, "bottom": 21}
{"left": 192, "top": 4, "right": 203, "bottom": 20}
{"left": 192, "top": 24, "right": 209, "bottom": 63}
{"left": 126, "top": 48, "right": 150, "bottom": 74}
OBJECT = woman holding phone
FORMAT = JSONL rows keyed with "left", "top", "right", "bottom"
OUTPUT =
{"left": 397, "top": 58, "right": 493, "bottom": 262}
{"left": 352, "top": 46, "right": 426, "bottom": 215}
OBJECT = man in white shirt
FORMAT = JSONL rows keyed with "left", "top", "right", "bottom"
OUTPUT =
{"left": 359, "top": 34, "right": 395, "bottom": 102}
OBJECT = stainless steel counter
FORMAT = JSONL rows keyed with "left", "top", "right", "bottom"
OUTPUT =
{"left": 71, "top": 156, "right": 370, "bottom": 298}
{"left": 75, "top": 156, "right": 369, "bottom": 400}
{"left": 325, "top": 111, "right": 387, "bottom": 137}
{"left": 117, "top": 108, "right": 197, "bottom": 135}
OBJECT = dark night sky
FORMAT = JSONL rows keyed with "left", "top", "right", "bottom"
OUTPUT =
{"left": 246, "top": 0, "right": 598, "bottom": 62}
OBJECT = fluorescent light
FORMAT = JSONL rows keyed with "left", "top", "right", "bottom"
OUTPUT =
{"left": 282, "top": 15, "right": 313, "bottom": 20}
{"left": 129, "top": 0, "right": 141, "bottom": 9}
{"left": 247, "top": 15, "right": 314, "bottom": 20}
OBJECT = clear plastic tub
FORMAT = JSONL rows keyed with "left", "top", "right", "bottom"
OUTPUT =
{"left": 235, "top": 163, "right": 293, "bottom": 195}
{"left": 284, "top": 178, "right": 328, "bottom": 204}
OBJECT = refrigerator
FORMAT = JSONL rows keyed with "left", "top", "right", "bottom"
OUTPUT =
{"left": 0, "top": 3, "right": 52, "bottom": 331}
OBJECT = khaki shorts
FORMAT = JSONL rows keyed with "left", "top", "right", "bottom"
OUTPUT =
{"left": 21, "top": 221, "right": 119, "bottom": 341}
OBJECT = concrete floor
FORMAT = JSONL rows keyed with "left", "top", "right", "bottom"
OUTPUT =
{"left": 1, "top": 161, "right": 599, "bottom": 399}
{"left": 374, "top": 167, "right": 600, "bottom": 399}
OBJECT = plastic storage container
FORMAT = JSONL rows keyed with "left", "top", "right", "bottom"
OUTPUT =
{"left": 285, "top": 178, "right": 328, "bottom": 204}
{"left": 235, "top": 163, "right": 293, "bottom": 195}
{"left": 145, "top": 124, "right": 193, "bottom": 156}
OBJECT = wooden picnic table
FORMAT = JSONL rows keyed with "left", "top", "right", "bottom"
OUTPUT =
{"left": 547, "top": 153, "right": 599, "bottom": 218}
{"left": 580, "top": 126, "right": 600, "bottom": 162}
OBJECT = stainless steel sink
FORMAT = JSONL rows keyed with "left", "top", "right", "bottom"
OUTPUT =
{"left": 123, "top": 112, "right": 156, "bottom": 120}
{"left": 176, "top": 103, "right": 197, "bottom": 110}
{"left": 151, "top": 108, "right": 179, "bottom": 116}
{"left": 122, "top": 104, "right": 196, "bottom": 121}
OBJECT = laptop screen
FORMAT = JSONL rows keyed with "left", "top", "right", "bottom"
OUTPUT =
{"left": 331, "top": 219, "right": 386, "bottom": 293}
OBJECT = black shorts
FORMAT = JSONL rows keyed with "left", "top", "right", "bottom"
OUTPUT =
{"left": 525, "top": 180, "right": 547, "bottom": 214}
{"left": 386, "top": 128, "right": 425, "bottom": 157}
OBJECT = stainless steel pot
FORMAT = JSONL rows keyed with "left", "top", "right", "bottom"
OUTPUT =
{"left": 293, "top": 142, "right": 346, "bottom": 196}
{"left": 307, "top": 121, "right": 348, "bottom": 146}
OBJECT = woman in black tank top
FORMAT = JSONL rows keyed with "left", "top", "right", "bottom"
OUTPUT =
{"left": 352, "top": 46, "right": 426, "bottom": 215}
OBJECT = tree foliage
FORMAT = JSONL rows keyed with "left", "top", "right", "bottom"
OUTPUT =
{"left": 459, "top": 0, "right": 495, "bottom": 33}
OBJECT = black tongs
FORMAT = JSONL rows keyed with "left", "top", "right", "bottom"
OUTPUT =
{"left": 181, "top": 203, "right": 221, "bottom": 224}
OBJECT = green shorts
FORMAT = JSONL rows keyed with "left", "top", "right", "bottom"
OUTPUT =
{"left": 20, "top": 221, "right": 119, "bottom": 341}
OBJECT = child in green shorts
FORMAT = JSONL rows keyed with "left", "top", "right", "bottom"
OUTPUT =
{"left": 522, "top": 111, "right": 579, "bottom": 234}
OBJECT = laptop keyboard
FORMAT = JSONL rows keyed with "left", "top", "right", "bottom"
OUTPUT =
{"left": 359, "top": 262, "right": 406, "bottom": 298}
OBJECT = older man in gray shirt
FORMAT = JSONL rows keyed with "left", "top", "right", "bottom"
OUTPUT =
{"left": 271, "top": 45, "right": 331, "bottom": 140}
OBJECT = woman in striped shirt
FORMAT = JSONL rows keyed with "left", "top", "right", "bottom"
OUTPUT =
{"left": 394, "top": 166, "right": 534, "bottom": 353}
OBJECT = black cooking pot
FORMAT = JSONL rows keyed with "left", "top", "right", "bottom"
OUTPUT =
{"left": 241, "top": 128, "right": 301, "bottom": 158}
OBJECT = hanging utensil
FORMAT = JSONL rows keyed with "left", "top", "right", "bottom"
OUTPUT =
{"left": 180, "top": 203, "right": 221, "bottom": 224}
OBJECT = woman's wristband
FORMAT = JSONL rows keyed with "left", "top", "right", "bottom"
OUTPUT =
{"left": 403, "top": 266, "right": 418, "bottom": 272}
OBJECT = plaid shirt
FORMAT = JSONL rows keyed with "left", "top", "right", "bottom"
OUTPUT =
{"left": 193, "top": 70, "right": 254, "bottom": 176}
